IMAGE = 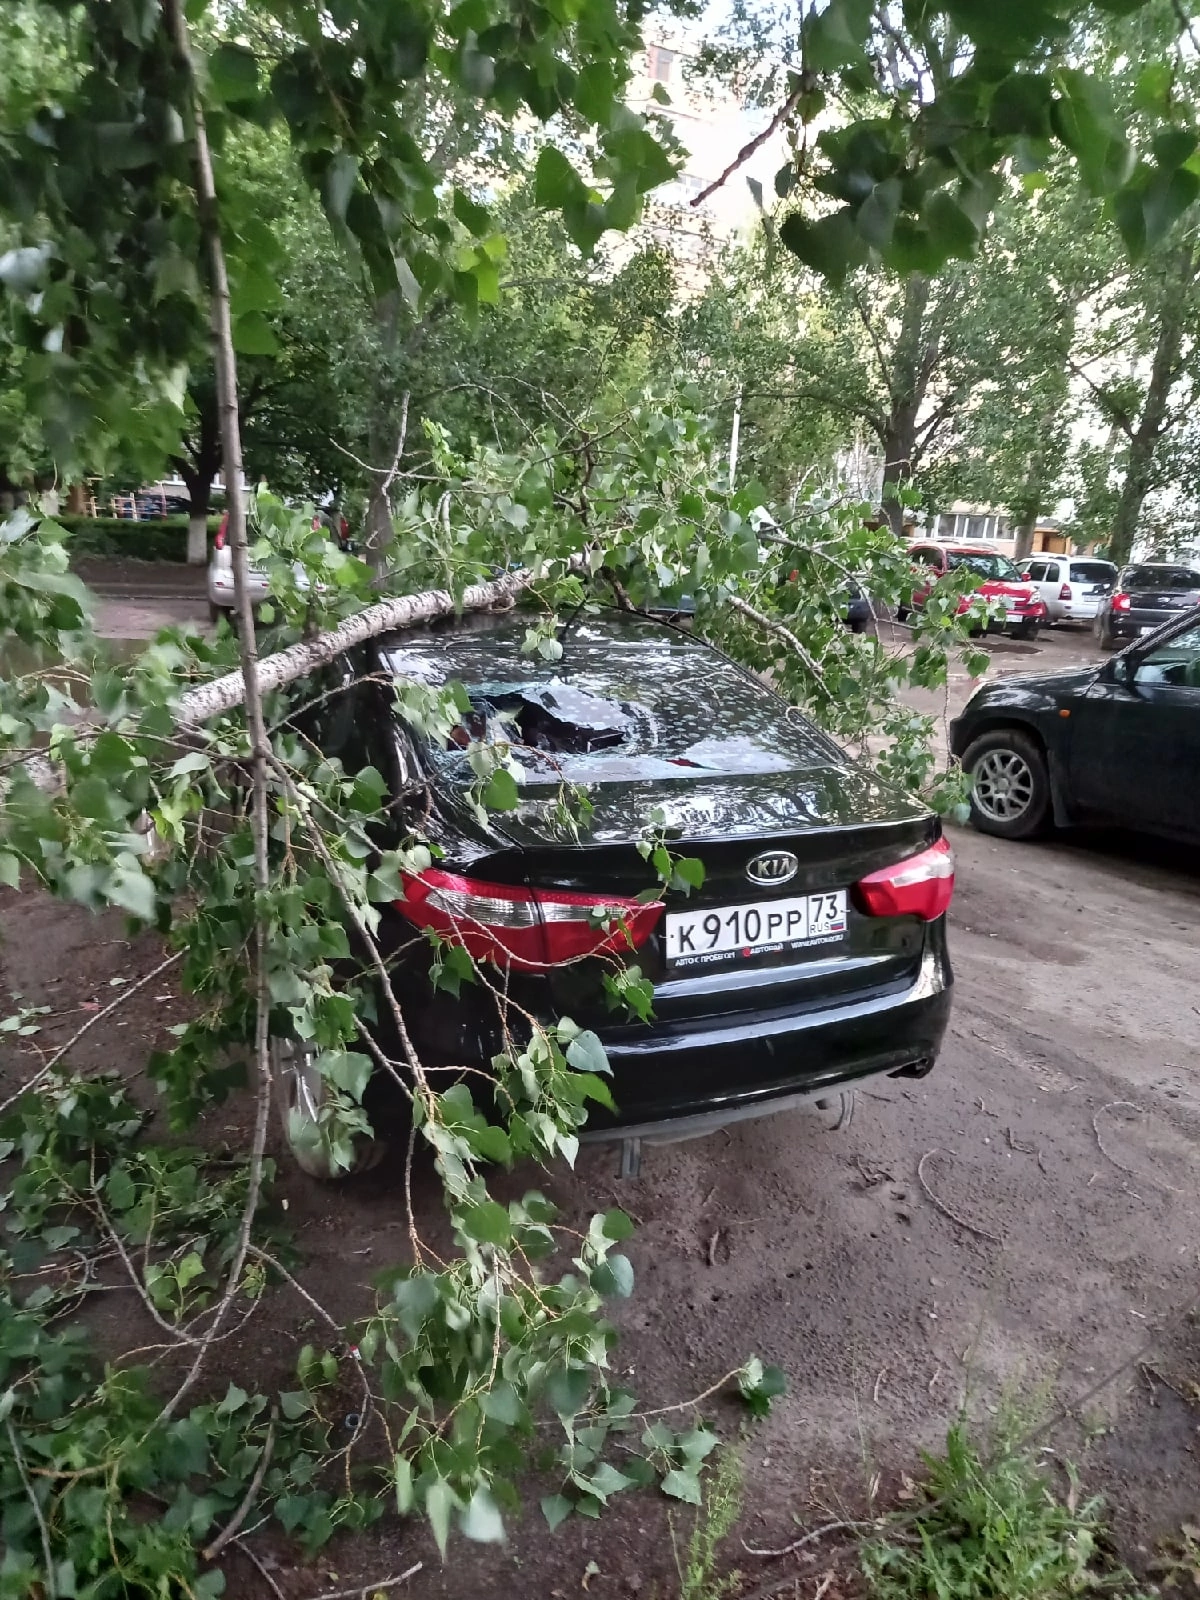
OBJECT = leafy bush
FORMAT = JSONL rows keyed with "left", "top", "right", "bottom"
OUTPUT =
{"left": 56, "top": 515, "right": 220, "bottom": 562}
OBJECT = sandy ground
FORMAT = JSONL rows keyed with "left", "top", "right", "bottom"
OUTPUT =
{"left": 5, "top": 584, "right": 1199, "bottom": 1597}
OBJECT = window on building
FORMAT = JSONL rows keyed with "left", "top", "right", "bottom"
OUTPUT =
{"left": 966, "top": 514, "right": 988, "bottom": 541}
{"left": 648, "top": 46, "right": 675, "bottom": 81}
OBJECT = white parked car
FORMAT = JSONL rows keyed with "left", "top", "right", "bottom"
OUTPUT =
{"left": 206, "top": 509, "right": 348, "bottom": 622}
{"left": 1018, "top": 556, "right": 1116, "bottom": 625}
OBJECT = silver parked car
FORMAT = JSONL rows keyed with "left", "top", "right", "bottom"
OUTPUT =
{"left": 206, "top": 509, "right": 347, "bottom": 622}
{"left": 1018, "top": 555, "right": 1116, "bottom": 625}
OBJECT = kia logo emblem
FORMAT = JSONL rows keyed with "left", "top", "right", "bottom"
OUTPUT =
{"left": 746, "top": 850, "right": 798, "bottom": 887}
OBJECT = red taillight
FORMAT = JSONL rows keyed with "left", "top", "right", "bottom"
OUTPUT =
{"left": 396, "top": 869, "right": 663, "bottom": 971}
{"left": 214, "top": 512, "right": 228, "bottom": 549}
{"left": 1112, "top": 592, "right": 1130, "bottom": 612}
{"left": 1059, "top": 583, "right": 1071, "bottom": 600}
{"left": 853, "top": 837, "right": 955, "bottom": 922}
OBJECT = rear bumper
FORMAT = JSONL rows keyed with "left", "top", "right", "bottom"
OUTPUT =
{"left": 1109, "top": 608, "right": 1185, "bottom": 636}
{"left": 590, "top": 936, "right": 952, "bottom": 1130}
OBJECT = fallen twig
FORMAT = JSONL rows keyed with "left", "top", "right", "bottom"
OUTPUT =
{"left": 202, "top": 1410, "right": 277, "bottom": 1561}
{"left": 0, "top": 950, "right": 183, "bottom": 1115}
{"left": 916, "top": 1150, "right": 1002, "bottom": 1245}
{"left": 7, "top": 1419, "right": 56, "bottom": 1598}
{"left": 743, "top": 1516, "right": 876, "bottom": 1559}
{"left": 231, "top": 1539, "right": 286, "bottom": 1600}
{"left": 706, "top": 1229, "right": 721, "bottom": 1267}
{"left": 301, "top": 1562, "right": 423, "bottom": 1600}
{"left": 1091, "top": 1101, "right": 1183, "bottom": 1193}
{"left": 873, "top": 1367, "right": 888, "bottom": 1405}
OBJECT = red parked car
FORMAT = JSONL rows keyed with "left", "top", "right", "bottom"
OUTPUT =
{"left": 898, "top": 542, "right": 1047, "bottom": 641}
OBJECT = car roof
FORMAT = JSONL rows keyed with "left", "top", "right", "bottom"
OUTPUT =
{"left": 911, "top": 541, "right": 1001, "bottom": 555}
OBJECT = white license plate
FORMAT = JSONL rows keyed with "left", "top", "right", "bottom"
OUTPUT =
{"left": 1140, "top": 625, "right": 1154, "bottom": 634}
{"left": 664, "top": 891, "right": 847, "bottom": 968}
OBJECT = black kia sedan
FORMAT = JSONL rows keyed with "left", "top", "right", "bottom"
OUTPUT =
{"left": 951, "top": 608, "right": 1200, "bottom": 843}
{"left": 1094, "top": 561, "right": 1200, "bottom": 649}
{"left": 280, "top": 612, "right": 954, "bottom": 1177}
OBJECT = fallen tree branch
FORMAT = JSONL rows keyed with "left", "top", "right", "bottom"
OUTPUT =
{"left": 916, "top": 1149, "right": 1002, "bottom": 1245}
{"left": 173, "top": 554, "right": 586, "bottom": 728}
{"left": 725, "top": 593, "right": 830, "bottom": 694}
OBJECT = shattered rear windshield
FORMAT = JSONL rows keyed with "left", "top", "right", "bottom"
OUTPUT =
{"left": 383, "top": 623, "right": 828, "bottom": 785}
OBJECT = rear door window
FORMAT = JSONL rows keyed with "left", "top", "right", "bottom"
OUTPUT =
{"left": 1026, "top": 561, "right": 1046, "bottom": 581}
{"left": 1069, "top": 562, "right": 1115, "bottom": 585}
{"left": 1044, "top": 563, "right": 1060, "bottom": 583}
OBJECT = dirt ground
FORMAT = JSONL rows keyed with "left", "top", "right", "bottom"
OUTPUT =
{"left": 3, "top": 614, "right": 1199, "bottom": 1598}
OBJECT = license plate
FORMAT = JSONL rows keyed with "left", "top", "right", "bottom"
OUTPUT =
{"left": 1140, "top": 625, "right": 1154, "bottom": 634}
{"left": 664, "top": 891, "right": 847, "bottom": 968}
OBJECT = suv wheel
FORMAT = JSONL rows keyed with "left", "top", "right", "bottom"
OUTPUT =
{"left": 271, "top": 1036, "right": 387, "bottom": 1180}
{"left": 963, "top": 729, "right": 1051, "bottom": 840}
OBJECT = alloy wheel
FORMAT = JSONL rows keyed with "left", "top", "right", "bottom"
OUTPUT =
{"left": 972, "top": 748, "right": 1035, "bottom": 824}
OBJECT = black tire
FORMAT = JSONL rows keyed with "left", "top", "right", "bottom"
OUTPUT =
{"left": 895, "top": 603, "right": 910, "bottom": 624}
{"left": 1099, "top": 626, "right": 1120, "bottom": 652}
{"left": 1014, "top": 620, "right": 1039, "bottom": 642}
{"left": 963, "top": 728, "right": 1051, "bottom": 841}
{"left": 270, "top": 1036, "right": 388, "bottom": 1180}
{"left": 207, "top": 600, "right": 222, "bottom": 624}
{"left": 848, "top": 615, "right": 868, "bottom": 635}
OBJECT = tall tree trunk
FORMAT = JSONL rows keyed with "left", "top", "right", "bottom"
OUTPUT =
{"left": 162, "top": 0, "right": 272, "bottom": 1415}
{"left": 178, "top": 464, "right": 212, "bottom": 564}
{"left": 66, "top": 483, "right": 88, "bottom": 515}
{"left": 1109, "top": 247, "right": 1195, "bottom": 567}
{"left": 880, "top": 274, "right": 930, "bottom": 537}
{"left": 364, "top": 291, "right": 403, "bottom": 574}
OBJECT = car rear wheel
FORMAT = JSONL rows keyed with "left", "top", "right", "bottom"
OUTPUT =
{"left": 1014, "top": 620, "right": 1039, "bottom": 642}
{"left": 963, "top": 729, "right": 1051, "bottom": 840}
{"left": 270, "top": 1035, "right": 387, "bottom": 1180}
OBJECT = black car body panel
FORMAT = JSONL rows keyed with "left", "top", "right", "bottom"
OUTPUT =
{"left": 305, "top": 612, "right": 953, "bottom": 1140}
{"left": 1097, "top": 563, "right": 1200, "bottom": 643}
{"left": 950, "top": 608, "right": 1200, "bottom": 844}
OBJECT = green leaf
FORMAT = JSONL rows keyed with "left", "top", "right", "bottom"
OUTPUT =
{"left": 325, "top": 153, "right": 360, "bottom": 223}
{"left": 460, "top": 1486, "right": 505, "bottom": 1543}
{"left": 481, "top": 766, "right": 519, "bottom": 810}
{"left": 209, "top": 42, "right": 260, "bottom": 104}
{"left": 320, "top": 1050, "right": 372, "bottom": 1102}
{"left": 393, "top": 1452, "right": 414, "bottom": 1514}
{"left": 459, "top": 1199, "right": 511, "bottom": 1247}
{"left": 217, "top": 1383, "right": 248, "bottom": 1417}
{"left": 541, "top": 1493, "right": 572, "bottom": 1531}
{"left": 279, "top": 1390, "right": 311, "bottom": 1420}
{"left": 0, "top": 852, "right": 19, "bottom": 889}
{"left": 778, "top": 207, "right": 866, "bottom": 287}
{"left": 600, "top": 1208, "right": 635, "bottom": 1242}
{"left": 678, "top": 1425, "right": 720, "bottom": 1463}
{"left": 453, "top": 188, "right": 492, "bottom": 237}
{"left": 425, "top": 1477, "right": 457, "bottom": 1558}
{"left": 672, "top": 856, "right": 705, "bottom": 891}
{"left": 232, "top": 312, "right": 280, "bottom": 356}
{"left": 534, "top": 146, "right": 584, "bottom": 210}
{"left": 105, "top": 866, "right": 156, "bottom": 922}
{"left": 481, "top": 1379, "right": 523, "bottom": 1426}
{"left": 566, "top": 1029, "right": 610, "bottom": 1076}
{"left": 661, "top": 1467, "right": 703, "bottom": 1504}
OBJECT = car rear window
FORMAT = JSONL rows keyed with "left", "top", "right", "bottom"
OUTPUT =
{"left": 1123, "top": 566, "right": 1200, "bottom": 590}
{"left": 385, "top": 624, "right": 830, "bottom": 784}
{"left": 1068, "top": 562, "right": 1115, "bottom": 584}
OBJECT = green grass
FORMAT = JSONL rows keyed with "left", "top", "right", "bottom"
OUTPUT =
{"left": 861, "top": 1422, "right": 1152, "bottom": 1600}
{"left": 672, "top": 1445, "right": 743, "bottom": 1600}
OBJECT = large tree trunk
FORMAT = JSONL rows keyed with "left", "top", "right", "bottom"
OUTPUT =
{"left": 364, "top": 291, "right": 404, "bottom": 574}
{"left": 879, "top": 274, "right": 931, "bottom": 538}
{"left": 1109, "top": 247, "right": 1195, "bottom": 567}
{"left": 174, "top": 404, "right": 221, "bottom": 565}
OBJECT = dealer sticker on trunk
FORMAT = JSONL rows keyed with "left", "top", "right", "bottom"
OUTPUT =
{"left": 664, "top": 891, "right": 847, "bottom": 968}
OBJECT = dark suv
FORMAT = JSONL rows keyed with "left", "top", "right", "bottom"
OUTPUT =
{"left": 278, "top": 611, "right": 956, "bottom": 1178}
{"left": 1094, "top": 562, "right": 1200, "bottom": 649}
